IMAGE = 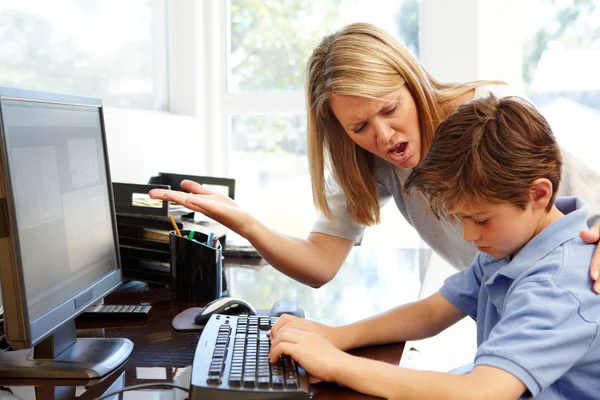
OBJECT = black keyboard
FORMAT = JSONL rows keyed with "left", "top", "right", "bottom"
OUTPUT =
{"left": 77, "top": 304, "right": 152, "bottom": 319}
{"left": 189, "top": 314, "right": 310, "bottom": 399}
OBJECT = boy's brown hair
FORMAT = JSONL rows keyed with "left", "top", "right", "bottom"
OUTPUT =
{"left": 404, "top": 94, "right": 562, "bottom": 221}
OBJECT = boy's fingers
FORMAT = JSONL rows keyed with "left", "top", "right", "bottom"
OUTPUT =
{"left": 270, "top": 314, "right": 295, "bottom": 338}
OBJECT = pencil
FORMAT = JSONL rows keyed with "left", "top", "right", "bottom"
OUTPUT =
{"left": 169, "top": 215, "right": 182, "bottom": 237}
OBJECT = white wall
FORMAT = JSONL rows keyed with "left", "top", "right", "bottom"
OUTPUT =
{"left": 103, "top": 108, "right": 209, "bottom": 184}
{"left": 420, "top": 0, "right": 522, "bottom": 88}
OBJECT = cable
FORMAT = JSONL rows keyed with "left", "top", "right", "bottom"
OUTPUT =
{"left": 93, "top": 382, "right": 189, "bottom": 400}
{"left": 0, "top": 315, "right": 6, "bottom": 352}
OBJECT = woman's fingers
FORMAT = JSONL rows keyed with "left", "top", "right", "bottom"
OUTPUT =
{"left": 580, "top": 224, "right": 600, "bottom": 294}
{"left": 591, "top": 243, "right": 600, "bottom": 294}
{"left": 580, "top": 224, "right": 600, "bottom": 244}
{"left": 148, "top": 188, "right": 169, "bottom": 199}
{"left": 148, "top": 189, "right": 190, "bottom": 202}
{"left": 148, "top": 180, "right": 214, "bottom": 202}
{"left": 149, "top": 180, "right": 253, "bottom": 236}
{"left": 181, "top": 179, "right": 213, "bottom": 195}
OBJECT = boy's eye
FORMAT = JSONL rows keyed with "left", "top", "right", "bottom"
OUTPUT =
{"left": 474, "top": 219, "right": 488, "bottom": 226}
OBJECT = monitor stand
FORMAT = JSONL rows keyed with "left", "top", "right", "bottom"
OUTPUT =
{"left": 0, "top": 319, "right": 133, "bottom": 379}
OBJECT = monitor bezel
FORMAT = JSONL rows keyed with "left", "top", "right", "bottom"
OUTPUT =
{"left": 0, "top": 86, "right": 123, "bottom": 349}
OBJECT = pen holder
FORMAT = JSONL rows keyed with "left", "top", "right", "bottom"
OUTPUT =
{"left": 170, "top": 230, "right": 223, "bottom": 302}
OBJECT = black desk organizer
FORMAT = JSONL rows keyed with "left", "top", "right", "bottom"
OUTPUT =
{"left": 113, "top": 181, "right": 177, "bottom": 285}
{"left": 113, "top": 173, "right": 235, "bottom": 290}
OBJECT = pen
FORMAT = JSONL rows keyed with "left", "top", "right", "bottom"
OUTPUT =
{"left": 188, "top": 230, "right": 195, "bottom": 241}
{"left": 206, "top": 232, "right": 214, "bottom": 247}
{"left": 169, "top": 215, "right": 182, "bottom": 237}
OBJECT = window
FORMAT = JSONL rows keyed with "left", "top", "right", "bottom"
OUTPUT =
{"left": 522, "top": 0, "right": 600, "bottom": 171}
{"left": 228, "top": 0, "right": 419, "bottom": 93}
{"left": 225, "top": 0, "right": 421, "bottom": 244}
{"left": 0, "top": 0, "right": 168, "bottom": 110}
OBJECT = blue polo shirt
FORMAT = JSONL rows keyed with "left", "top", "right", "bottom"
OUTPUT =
{"left": 440, "top": 197, "right": 600, "bottom": 399}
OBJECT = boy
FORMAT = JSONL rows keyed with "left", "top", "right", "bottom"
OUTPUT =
{"left": 268, "top": 95, "right": 600, "bottom": 399}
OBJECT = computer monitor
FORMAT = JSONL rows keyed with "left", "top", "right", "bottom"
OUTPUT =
{"left": 0, "top": 87, "right": 133, "bottom": 379}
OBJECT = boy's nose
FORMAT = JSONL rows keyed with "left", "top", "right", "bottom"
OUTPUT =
{"left": 463, "top": 224, "right": 482, "bottom": 242}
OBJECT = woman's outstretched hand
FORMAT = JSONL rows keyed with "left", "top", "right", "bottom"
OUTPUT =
{"left": 580, "top": 222, "right": 600, "bottom": 294}
{"left": 148, "top": 179, "right": 254, "bottom": 236}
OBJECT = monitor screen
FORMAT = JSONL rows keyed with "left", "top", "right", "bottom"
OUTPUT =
{"left": 0, "top": 87, "right": 122, "bottom": 351}
{"left": 3, "top": 99, "right": 118, "bottom": 320}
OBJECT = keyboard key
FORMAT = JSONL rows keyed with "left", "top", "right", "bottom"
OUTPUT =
{"left": 271, "top": 375, "right": 284, "bottom": 388}
{"left": 286, "top": 378, "right": 298, "bottom": 388}
{"left": 243, "top": 376, "right": 256, "bottom": 388}
{"left": 206, "top": 376, "right": 221, "bottom": 385}
{"left": 229, "top": 376, "right": 242, "bottom": 386}
{"left": 259, "top": 317, "right": 271, "bottom": 330}
{"left": 257, "top": 376, "right": 270, "bottom": 387}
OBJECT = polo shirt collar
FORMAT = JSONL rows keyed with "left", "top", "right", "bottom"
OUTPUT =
{"left": 483, "top": 197, "right": 589, "bottom": 312}
{"left": 497, "top": 197, "right": 589, "bottom": 280}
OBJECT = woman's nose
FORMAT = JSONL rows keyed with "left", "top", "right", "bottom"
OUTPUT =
{"left": 374, "top": 119, "right": 394, "bottom": 144}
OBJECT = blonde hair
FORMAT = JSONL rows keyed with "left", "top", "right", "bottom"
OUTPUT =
{"left": 306, "top": 22, "right": 503, "bottom": 225}
{"left": 404, "top": 95, "right": 562, "bottom": 221}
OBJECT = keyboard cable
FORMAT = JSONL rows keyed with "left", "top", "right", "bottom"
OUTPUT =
{"left": 92, "top": 382, "right": 189, "bottom": 400}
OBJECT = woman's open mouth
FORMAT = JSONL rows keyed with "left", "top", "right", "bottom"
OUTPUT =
{"left": 385, "top": 142, "right": 411, "bottom": 164}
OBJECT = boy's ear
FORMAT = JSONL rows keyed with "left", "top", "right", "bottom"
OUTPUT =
{"left": 529, "top": 178, "right": 553, "bottom": 210}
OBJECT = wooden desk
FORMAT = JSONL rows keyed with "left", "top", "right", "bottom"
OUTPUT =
{"left": 0, "top": 247, "right": 429, "bottom": 400}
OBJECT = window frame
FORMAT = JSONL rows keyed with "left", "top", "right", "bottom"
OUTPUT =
{"left": 166, "top": 0, "right": 522, "bottom": 175}
{"left": 0, "top": 0, "right": 170, "bottom": 111}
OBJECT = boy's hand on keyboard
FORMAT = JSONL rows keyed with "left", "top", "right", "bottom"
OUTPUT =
{"left": 269, "top": 314, "right": 345, "bottom": 350}
{"left": 269, "top": 328, "right": 346, "bottom": 383}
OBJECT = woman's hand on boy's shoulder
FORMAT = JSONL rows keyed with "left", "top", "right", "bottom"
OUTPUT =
{"left": 580, "top": 222, "right": 600, "bottom": 294}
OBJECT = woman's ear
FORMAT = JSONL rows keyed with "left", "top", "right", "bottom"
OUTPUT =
{"left": 529, "top": 178, "right": 554, "bottom": 210}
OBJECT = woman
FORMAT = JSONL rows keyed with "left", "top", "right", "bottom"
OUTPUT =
{"left": 149, "top": 22, "right": 600, "bottom": 291}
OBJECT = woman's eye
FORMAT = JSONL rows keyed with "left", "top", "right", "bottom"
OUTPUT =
{"left": 383, "top": 106, "right": 397, "bottom": 116}
{"left": 352, "top": 124, "right": 366, "bottom": 134}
